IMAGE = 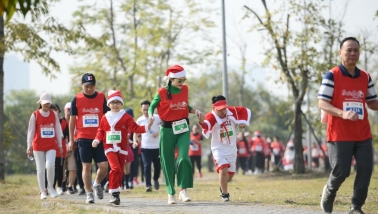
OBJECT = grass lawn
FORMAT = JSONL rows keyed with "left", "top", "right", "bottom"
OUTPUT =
{"left": 1, "top": 167, "right": 377, "bottom": 213}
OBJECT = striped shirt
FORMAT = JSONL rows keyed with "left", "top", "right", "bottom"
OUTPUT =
{"left": 318, "top": 64, "right": 377, "bottom": 102}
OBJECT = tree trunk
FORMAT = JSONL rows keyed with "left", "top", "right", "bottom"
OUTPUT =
{"left": 293, "top": 98, "right": 305, "bottom": 173}
{"left": 0, "top": 16, "right": 5, "bottom": 180}
{"left": 128, "top": 75, "right": 134, "bottom": 99}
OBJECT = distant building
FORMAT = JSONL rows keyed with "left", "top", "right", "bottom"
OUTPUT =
{"left": 4, "top": 55, "right": 29, "bottom": 94}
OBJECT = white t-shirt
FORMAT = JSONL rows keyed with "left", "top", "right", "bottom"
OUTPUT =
{"left": 136, "top": 114, "right": 161, "bottom": 149}
{"left": 209, "top": 116, "right": 237, "bottom": 157}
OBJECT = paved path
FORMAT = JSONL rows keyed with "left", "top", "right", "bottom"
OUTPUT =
{"left": 42, "top": 193, "right": 344, "bottom": 214}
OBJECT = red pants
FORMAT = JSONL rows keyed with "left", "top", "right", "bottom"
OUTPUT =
{"left": 107, "top": 152, "right": 126, "bottom": 193}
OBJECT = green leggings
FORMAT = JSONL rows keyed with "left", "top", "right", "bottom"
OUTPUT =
{"left": 160, "top": 126, "right": 193, "bottom": 195}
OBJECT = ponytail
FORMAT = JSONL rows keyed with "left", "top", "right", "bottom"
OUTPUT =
{"left": 167, "top": 80, "right": 172, "bottom": 100}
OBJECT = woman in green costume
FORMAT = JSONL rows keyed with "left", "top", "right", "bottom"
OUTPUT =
{"left": 148, "top": 64, "right": 205, "bottom": 204}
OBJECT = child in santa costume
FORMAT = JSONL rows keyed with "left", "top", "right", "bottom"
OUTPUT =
{"left": 148, "top": 64, "right": 205, "bottom": 204}
{"left": 92, "top": 90, "right": 153, "bottom": 205}
{"left": 199, "top": 95, "right": 251, "bottom": 202}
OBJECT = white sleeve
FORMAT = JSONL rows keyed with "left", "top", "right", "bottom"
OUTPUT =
{"left": 27, "top": 113, "right": 36, "bottom": 149}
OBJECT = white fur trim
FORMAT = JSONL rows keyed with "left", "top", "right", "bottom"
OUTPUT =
{"left": 107, "top": 96, "right": 124, "bottom": 105}
{"left": 168, "top": 70, "right": 186, "bottom": 78}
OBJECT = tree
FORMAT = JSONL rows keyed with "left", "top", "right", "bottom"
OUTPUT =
{"left": 0, "top": 0, "right": 42, "bottom": 22}
{"left": 68, "top": 0, "right": 215, "bottom": 111}
{"left": 244, "top": 0, "right": 326, "bottom": 173}
{"left": 0, "top": 1, "right": 81, "bottom": 180}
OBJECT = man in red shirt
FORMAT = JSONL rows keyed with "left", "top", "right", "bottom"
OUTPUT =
{"left": 67, "top": 73, "right": 110, "bottom": 204}
{"left": 318, "top": 37, "right": 378, "bottom": 214}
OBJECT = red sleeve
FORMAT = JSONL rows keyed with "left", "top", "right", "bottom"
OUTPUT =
{"left": 201, "top": 112, "right": 216, "bottom": 138}
{"left": 126, "top": 115, "right": 147, "bottom": 134}
{"left": 95, "top": 116, "right": 106, "bottom": 142}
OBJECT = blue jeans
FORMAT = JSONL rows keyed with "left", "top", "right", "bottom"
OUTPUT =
{"left": 141, "top": 148, "right": 161, "bottom": 187}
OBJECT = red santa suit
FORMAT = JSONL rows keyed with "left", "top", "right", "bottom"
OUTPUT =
{"left": 95, "top": 108, "right": 148, "bottom": 194}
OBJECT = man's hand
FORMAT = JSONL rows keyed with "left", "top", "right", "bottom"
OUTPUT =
{"left": 132, "top": 142, "right": 138, "bottom": 149}
{"left": 67, "top": 141, "right": 74, "bottom": 152}
{"left": 342, "top": 110, "right": 358, "bottom": 121}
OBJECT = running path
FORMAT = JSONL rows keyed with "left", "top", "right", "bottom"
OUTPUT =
{"left": 47, "top": 193, "right": 344, "bottom": 214}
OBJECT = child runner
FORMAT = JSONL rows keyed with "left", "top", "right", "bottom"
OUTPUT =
{"left": 92, "top": 90, "right": 153, "bottom": 205}
{"left": 199, "top": 95, "right": 251, "bottom": 202}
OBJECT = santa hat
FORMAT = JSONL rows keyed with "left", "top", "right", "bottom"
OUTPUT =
{"left": 254, "top": 130, "right": 261, "bottom": 137}
{"left": 163, "top": 65, "right": 186, "bottom": 81}
{"left": 107, "top": 90, "right": 124, "bottom": 105}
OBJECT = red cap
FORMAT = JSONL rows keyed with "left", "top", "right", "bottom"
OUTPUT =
{"left": 212, "top": 100, "right": 228, "bottom": 110}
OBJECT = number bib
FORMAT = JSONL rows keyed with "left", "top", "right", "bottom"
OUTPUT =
{"left": 255, "top": 145, "right": 263, "bottom": 152}
{"left": 190, "top": 144, "right": 199, "bottom": 151}
{"left": 219, "top": 123, "right": 234, "bottom": 145}
{"left": 343, "top": 102, "right": 364, "bottom": 120}
{"left": 41, "top": 128, "right": 55, "bottom": 138}
{"left": 83, "top": 115, "right": 99, "bottom": 127}
{"left": 239, "top": 148, "right": 246, "bottom": 154}
{"left": 172, "top": 119, "right": 189, "bottom": 135}
{"left": 106, "top": 131, "right": 121, "bottom": 144}
{"left": 273, "top": 148, "right": 280, "bottom": 155}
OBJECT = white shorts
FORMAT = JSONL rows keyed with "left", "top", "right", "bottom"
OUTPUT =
{"left": 213, "top": 154, "right": 236, "bottom": 175}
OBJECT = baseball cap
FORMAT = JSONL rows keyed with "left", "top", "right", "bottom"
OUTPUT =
{"left": 81, "top": 73, "right": 96, "bottom": 86}
{"left": 64, "top": 102, "right": 71, "bottom": 109}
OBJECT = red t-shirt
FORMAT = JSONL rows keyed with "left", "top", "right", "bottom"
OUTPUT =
{"left": 157, "top": 85, "right": 189, "bottom": 121}
{"left": 75, "top": 92, "right": 105, "bottom": 139}
{"left": 326, "top": 66, "right": 371, "bottom": 141}
{"left": 189, "top": 132, "right": 203, "bottom": 156}
{"left": 33, "top": 110, "right": 58, "bottom": 151}
{"left": 237, "top": 140, "right": 249, "bottom": 157}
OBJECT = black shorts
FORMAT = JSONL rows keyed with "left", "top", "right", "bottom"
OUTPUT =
{"left": 77, "top": 139, "right": 107, "bottom": 163}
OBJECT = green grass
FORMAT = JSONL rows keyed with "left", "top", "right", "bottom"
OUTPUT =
{"left": 1, "top": 167, "right": 378, "bottom": 213}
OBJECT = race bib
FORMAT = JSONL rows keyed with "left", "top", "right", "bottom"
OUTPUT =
{"left": 41, "top": 128, "right": 55, "bottom": 138}
{"left": 255, "top": 145, "right": 263, "bottom": 152}
{"left": 190, "top": 144, "right": 199, "bottom": 151}
{"left": 83, "top": 115, "right": 99, "bottom": 127}
{"left": 172, "top": 119, "right": 189, "bottom": 135}
{"left": 273, "top": 148, "right": 280, "bottom": 155}
{"left": 343, "top": 102, "right": 364, "bottom": 120}
{"left": 106, "top": 131, "right": 121, "bottom": 144}
{"left": 239, "top": 148, "right": 246, "bottom": 154}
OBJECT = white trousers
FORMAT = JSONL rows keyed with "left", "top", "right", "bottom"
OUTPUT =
{"left": 33, "top": 150, "right": 56, "bottom": 192}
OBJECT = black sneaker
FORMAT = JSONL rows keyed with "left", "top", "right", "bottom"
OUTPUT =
{"left": 221, "top": 193, "right": 230, "bottom": 202}
{"left": 146, "top": 186, "right": 152, "bottom": 192}
{"left": 67, "top": 186, "right": 76, "bottom": 194}
{"left": 320, "top": 185, "right": 336, "bottom": 213}
{"left": 78, "top": 188, "right": 86, "bottom": 196}
{"left": 349, "top": 205, "right": 365, "bottom": 214}
{"left": 110, "top": 192, "right": 120, "bottom": 205}
{"left": 154, "top": 180, "right": 160, "bottom": 190}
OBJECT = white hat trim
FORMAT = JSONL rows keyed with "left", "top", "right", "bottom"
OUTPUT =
{"left": 107, "top": 96, "right": 124, "bottom": 105}
{"left": 168, "top": 70, "right": 186, "bottom": 78}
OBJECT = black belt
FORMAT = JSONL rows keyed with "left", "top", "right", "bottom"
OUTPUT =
{"left": 160, "top": 118, "right": 189, "bottom": 128}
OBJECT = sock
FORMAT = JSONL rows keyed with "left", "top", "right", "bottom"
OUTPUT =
{"left": 93, "top": 181, "right": 99, "bottom": 187}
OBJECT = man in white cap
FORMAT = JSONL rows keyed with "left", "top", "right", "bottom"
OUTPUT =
{"left": 67, "top": 73, "right": 110, "bottom": 203}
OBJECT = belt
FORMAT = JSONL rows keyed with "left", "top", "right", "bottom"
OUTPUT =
{"left": 160, "top": 118, "right": 189, "bottom": 128}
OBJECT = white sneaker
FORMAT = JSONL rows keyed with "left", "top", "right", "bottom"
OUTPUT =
{"left": 57, "top": 187, "right": 64, "bottom": 195}
{"left": 47, "top": 187, "right": 58, "bottom": 198}
{"left": 167, "top": 194, "right": 176, "bottom": 204}
{"left": 179, "top": 189, "right": 191, "bottom": 202}
{"left": 40, "top": 191, "right": 47, "bottom": 199}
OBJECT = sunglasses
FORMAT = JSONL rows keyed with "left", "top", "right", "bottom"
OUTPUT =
{"left": 173, "top": 78, "right": 187, "bottom": 83}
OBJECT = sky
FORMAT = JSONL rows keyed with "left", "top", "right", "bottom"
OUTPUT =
{"left": 6, "top": 0, "right": 378, "bottom": 97}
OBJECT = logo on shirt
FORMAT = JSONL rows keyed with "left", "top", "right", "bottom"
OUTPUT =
{"left": 342, "top": 90, "right": 364, "bottom": 99}
{"left": 82, "top": 108, "right": 100, "bottom": 114}
{"left": 170, "top": 101, "right": 187, "bottom": 110}
{"left": 41, "top": 123, "right": 54, "bottom": 128}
